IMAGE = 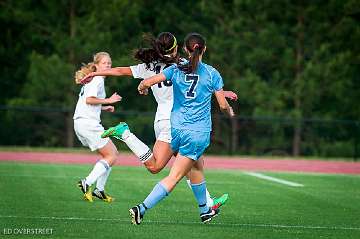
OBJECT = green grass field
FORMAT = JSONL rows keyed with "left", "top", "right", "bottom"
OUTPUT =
{"left": 0, "top": 161, "right": 359, "bottom": 239}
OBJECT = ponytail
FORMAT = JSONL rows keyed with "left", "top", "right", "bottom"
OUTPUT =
{"left": 179, "top": 33, "right": 206, "bottom": 74}
{"left": 84, "top": 62, "right": 96, "bottom": 72}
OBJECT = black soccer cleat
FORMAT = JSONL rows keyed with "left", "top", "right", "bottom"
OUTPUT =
{"left": 77, "top": 179, "right": 89, "bottom": 194}
{"left": 200, "top": 208, "right": 219, "bottom": 223}
{"left": 129, "top": 205, "right": 143, "bottom": 225}
{"left": 92, "top": 188, "right": 114, "bottom": 203}
{"left": 77, "top": 179, "right": 93, "bottom": 202}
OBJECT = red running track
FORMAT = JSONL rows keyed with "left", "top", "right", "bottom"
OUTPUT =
{"left": 0, "top": 151, "right": 360, "bottom": 175}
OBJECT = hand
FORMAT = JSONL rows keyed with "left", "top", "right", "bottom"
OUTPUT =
{"left": 106, "top": 92, "right": 122, "bottom": 104}
{"left": 224, "top": 91, "right": 238, "bottom": 101}
{"left": 228, "top": 106, "right": 235, "bottom": 117}
{"left": 102, "top": 106, "right": 115, "bottom": 112}
{"left": 138, "top": 88, "right": 149, "bottom": 95}
{"left": 137, "top": 80, "right": 149, "bottom": 95}
{"left": 80, "top": 73, "right": 94, "bottom": 85}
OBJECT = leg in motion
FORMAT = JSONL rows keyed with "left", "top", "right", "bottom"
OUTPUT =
{"left": 143, "top": 140, "right": 174, "bottom": 174}
{"left": 93, "top": 167, "right": 114, "bottom": 202}
{"left": 102, "top": 122, "right": 153, "bottom": 163}
{"left": 189, "top": 158, "right": 220, "bottom": 223}
{"left": 130, "top": 154, "right": 194, "bottom": 225}
{"left": 78, "top": 140, "right": 118, "bottom": 202}
{"left": 186, "top": 157, "right": 229, "bottom": 209}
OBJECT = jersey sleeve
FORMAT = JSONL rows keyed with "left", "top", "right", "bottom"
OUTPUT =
{"left": 211, "top": 69, "right": 224, "bottom": 91}
{"left": 130, "top": 63, "right": 147, "bottom": 79}
{"left": 162, "top": 64, "right": 176, "bottom": 80}
{"left": 84, "top": 77, "right": 101, "bottom": 97}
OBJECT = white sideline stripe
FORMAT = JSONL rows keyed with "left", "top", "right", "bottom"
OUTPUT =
{"left": 1, "top": 215, "right": 359, "bottom": 231}
{"left": 244, "top": 172, "right": 304, "bottom": 187}
{"left": 0, "top": 174, "right": 244, "bottom": 185}
{"left": 0, "top": 174, "right": 158, "bottom": 181}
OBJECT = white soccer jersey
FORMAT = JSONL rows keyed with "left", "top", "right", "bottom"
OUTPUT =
{"left": 130, "top": 62, "right": 173, "bottom": 122}
{"left": 73, "top": 76, "right": 106, "bottom": 122}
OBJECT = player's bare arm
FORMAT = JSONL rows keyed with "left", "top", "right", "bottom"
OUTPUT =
{"left": 138, "top": 73, "right": 166, "bottom": 94}
{"left": 86, "top": 93, "right": 122, "bottom": 105}
{"left": 215, "top": 89, "right": 234, "bottom": 117}
{"left": 81, "top": 67, "right": 133, "bottom": 84}
{"left": 101, "top": 106, "right": 115, "bottom": 112}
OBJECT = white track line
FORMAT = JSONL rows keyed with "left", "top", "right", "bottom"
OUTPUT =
{"left": 244, "top": 172, "right": 304, "bottom": 187}
{"left": 1, "top": 215, "right": 359, "bottom": 231}
{"left": 0, "top": 174, "right": 244, "bottom": 185}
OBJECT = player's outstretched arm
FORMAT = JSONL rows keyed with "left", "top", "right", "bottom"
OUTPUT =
{"left": 80, "top": 67, "right": 133, "bottom": 84}
{"left": 138, "top": 73, "right": 166, "bottom": 94}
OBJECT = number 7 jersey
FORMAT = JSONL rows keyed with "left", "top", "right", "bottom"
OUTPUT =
{"left": 163, "top": 62, "right": 224, "bottom": 132}
{"left": 130, "top": 62, "right": 174, "bottom": 123}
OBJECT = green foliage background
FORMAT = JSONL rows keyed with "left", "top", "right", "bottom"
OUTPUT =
{"left": 0, "top": 0, "right": 359, "bottom": 157}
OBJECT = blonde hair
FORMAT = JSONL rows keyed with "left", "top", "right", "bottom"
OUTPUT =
{"left": 74, "top": 52, "right": 111, "bottom": 84}
{"left": 93, "top": 51, "right": 111, "bottom": 65}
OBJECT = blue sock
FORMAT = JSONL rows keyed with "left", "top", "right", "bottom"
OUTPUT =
{"left": 191, "top": 181, "right": 209, "bottom": 214}
{"left": 139, "top": 182, "right": 169, "bottom": 215}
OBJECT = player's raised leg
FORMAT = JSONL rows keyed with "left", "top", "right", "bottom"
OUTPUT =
{"left": 102, "top": 122, "right": 153, "bottom": 163}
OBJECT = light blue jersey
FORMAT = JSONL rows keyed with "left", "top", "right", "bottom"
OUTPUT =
{"left": 163, "top": 62, "right": 224, "bottom": 133}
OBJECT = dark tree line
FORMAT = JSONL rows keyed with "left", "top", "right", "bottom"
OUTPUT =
{"left": 0, "top": 0, "right": 359, "bottom": 157}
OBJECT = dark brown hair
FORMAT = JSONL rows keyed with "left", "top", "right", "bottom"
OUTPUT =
{"left": 179, "top": 33, "right": 206, "bottom": 74}
{"left": 134, "top": 32, "right": 179, "bottom": 70}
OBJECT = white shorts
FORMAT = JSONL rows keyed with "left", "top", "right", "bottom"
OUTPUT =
{"left": 74, "top": 119, "right": 109, "bottom": 151}
{"left": 154, "top": 119, "right": 172, "bottom": 143}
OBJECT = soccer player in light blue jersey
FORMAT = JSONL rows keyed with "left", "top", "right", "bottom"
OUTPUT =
{"left": 130, "top": 32, "right": 234, "bottom": 224}
{"left": 84, "top": 33, "right": 233, "bottom": 209}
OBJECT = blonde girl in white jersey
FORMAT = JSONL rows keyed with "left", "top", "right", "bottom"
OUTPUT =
{"left": 74, "top": 52, "right": 122, "bottom": 203}
{"left": 81, "top": 33, "right": 236, "bottom": 208}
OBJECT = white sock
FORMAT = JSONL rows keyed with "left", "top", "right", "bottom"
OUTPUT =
{"left": 122, "top": 130, "right": 153, "bottom": 163}
{"left": 96, "top": 167, "right": 112, "bottom": 191}
{"left": 186, "top": 179, "right": 191, "bottom": 188}
{"left": 85, "top": 159, "right": 109, "bottom": 186}
{"left": 206, "top": 188, "right": 213, "bottom": 207}
{"left": 187, "top": 179, "right": 213, "bottom": 207}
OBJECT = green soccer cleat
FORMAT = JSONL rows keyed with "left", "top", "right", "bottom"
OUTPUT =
{"left": 101, "top": 122, "right": 129, "bottom": 140}
{"left": 211, "top": 193, "right": 229, "bottom": 210}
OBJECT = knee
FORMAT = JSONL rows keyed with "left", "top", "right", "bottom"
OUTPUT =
{"left": 106, "top": 153, "right": 118, "bottom": 166}
{"left": 147, "top": 166, "right": 161, "bottom": 174}
{"left": 144, "top": 158, "right": 164, "bottom": 174}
